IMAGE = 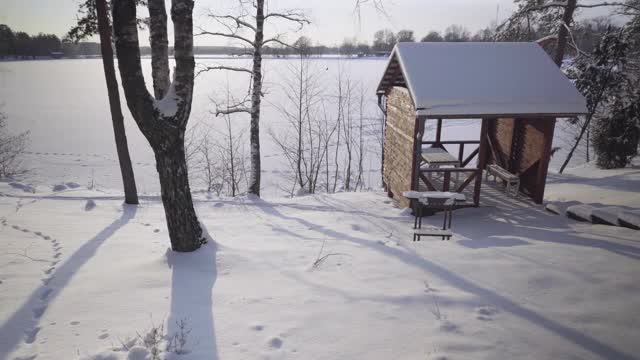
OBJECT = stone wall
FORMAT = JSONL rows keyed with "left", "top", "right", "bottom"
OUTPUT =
{"left": 383, "top": 87, "right": 416, "bottom": 207}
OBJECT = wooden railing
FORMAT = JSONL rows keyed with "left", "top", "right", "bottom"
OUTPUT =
{"left": 418, "top": 168, "right": 482, "bottom": 206}
{"left": 422, "top": 140, "right": 480, "bottom": 168}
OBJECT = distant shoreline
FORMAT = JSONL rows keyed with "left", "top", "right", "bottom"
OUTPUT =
{"left": 0, "top": 54, "right": 389, "bottom": 63}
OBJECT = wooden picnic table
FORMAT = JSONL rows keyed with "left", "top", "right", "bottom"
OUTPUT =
{"left": 421, "top": 147, "right": 460, "bottom": 167}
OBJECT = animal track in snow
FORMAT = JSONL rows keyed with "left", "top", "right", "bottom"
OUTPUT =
{"left": 267, "top": 336, "right": 283, "bottom": 349}
{"left": 24, "top": 327, "right": 41, "bottom": 344}
{"left": 476, "top": 306, "right": 499, "bottom": 321}
{"left": 5, "top": 220, "right": 63, "bottom": 346}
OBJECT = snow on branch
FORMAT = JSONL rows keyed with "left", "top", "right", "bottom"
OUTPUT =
{"left": 524, "top": 1, "right": 639, "bottom": 12}
{"left": 209, "top": 93, "right": 253, "bottom": 117}
{"left": 536, "top": 34, "right": 558, "bottom": 46}
{"left": 196, "top": 65, "right": 253, "bottom": 78}
{"left": 215, "top": 107, "right": 253, "bottom": 116}
{"left": 576, "top": 2, "right": 640, "bottom": 11}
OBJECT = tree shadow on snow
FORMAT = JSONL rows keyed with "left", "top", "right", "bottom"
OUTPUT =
{"left": 0, "top": 204, "right": 137, "bottom": 359}
{"left": 254, "top": 196, "right": 636, "bottom": 360}
{"left": 165, "top": 223, "right": 219, "bottom": 359}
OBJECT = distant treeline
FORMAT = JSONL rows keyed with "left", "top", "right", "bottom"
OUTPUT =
{"left": 0, "top": 21, "right": 612, "bottom": 59}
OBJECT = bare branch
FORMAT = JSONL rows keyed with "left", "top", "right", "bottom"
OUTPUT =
{"left": 215, "top": 107, "right": 252, "bottom": 116}
{"left": 195, "top": 30, "right": 255, "bottom": 46}
{"left": 264, "top": 10, "right": 310, "bottom": 30}
{"left": 207, "top": 13, "right": 257, "bottom": 32}
{"left": 536, "top": 34, "right": 558, "bottom": 46}
{"left": 576, "top": 2, "right": 640, "bottom": 11}
{"left": 196, "top": 65, "right": 253, "bottom": 78}
{"left": 263, "top": 37, "right": 294, "bottom": 48}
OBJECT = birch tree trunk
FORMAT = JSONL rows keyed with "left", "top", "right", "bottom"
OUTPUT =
{"left": 248, "top": 0, "right": 265, "bottom": 196}
{"left": 113, "top": 0, "right": 203, "bottom": 252}
{"left": 96, "top": 0, "right": 139, "bottom": 204}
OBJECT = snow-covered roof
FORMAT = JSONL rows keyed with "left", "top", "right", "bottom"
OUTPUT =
{"left": 377, "top": 42, "right": 588, "bottom": 118}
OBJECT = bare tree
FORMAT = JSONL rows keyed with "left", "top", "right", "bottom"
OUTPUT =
{"left": 217, "top": 113, "right": 249, "bottom": 196}
{"left": 0, "top": 109, "right": 29, "bottom": 178}
{"left": 270, "top": 57, "right": 330, "bottom": 195}
{"left": 67, "top": 0, "right": 139, "bottom": 204}
{"left": 112, "top": 0, "right": 203, "bottom": 252}
{"left": 340, "top": 75, "right": 356, "bottom": 191}
{"left": 197, "top": 0, "right": 309, "bottom": 197}
{"left": 354, "top": 85, "right": 366, "bottom": 190}
{"left": 496, "top": 0, "right": 639, "bottom": 66}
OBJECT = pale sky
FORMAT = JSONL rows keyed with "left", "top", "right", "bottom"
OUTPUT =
{"left": 0, "top": 0, "right": 612, "bottom": 46}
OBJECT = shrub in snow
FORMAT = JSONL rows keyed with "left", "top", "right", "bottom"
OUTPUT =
{"left": 0, "top": 109, "right": 29, "bottom": 178}
{"left": 592, "top": 94, "right": 639, "bottom": 169}
{"left": 569, "top": 28, "right": 639, "bottom": 169}
{"left": 112, "top": 318, "right": 192, "bottom": 360}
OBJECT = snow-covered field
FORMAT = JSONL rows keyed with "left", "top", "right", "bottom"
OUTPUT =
{"left": 1, "top": 161, "right": 639, "bottom": 359}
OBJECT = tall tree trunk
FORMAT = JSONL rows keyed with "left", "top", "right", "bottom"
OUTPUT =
{"left": 148, "top": 0, "right": 170, "bottom": 99}
{"left": 113, "top": 0, "right": 203, "bottom": 252}
{"left": 248, "top": 0, "right": 265, "bottom": 196}
{"left": 154, "top": 136, "right": 202, "bottom": 252}
{"left": 96, "top": 0, "right": 138, "bottom": 204}
{"left": 553, "top": 0, "right": 577, "bottom": 66}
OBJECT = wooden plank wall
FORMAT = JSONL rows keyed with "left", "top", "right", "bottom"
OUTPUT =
{"left": 383, "top": 87, "right": 416, "bottom": 207}
{"left": 489, "top": 117, "right": 556, "bottom": 203}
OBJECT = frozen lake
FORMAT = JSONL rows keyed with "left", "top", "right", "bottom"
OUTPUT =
{"left": 0, "top": 57, "right": 585, "bottom": 197}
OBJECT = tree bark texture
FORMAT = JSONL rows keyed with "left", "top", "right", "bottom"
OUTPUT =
{"left": 96, "top": 0, "right": 139, "bottom": 205}
{"left": 248, "top": 0, "right": 265, "bottom": 196}
{"left": 148, "top": 0, "right": 170, "bottom": 99}
{"left": 554, "top": 0, "right": 577, "bottom": 66}
{"left": 113, "top": 0, "right": 203, "bottom": 252}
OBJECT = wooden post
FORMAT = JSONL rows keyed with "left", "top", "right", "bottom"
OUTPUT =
{"left": 533, "top": 118, "right": 556, "bottom": 204}
{"left": 435, "top": 118, "right": 442, "bottom": 144}
{"left": 474, "top": 118, "right": 490, "bottom": 206}
{"left": 411, "top": 116, "right": 426, "bottom": 191}
{"left": 443, "top": 171, "right": 451, "bottom": 192}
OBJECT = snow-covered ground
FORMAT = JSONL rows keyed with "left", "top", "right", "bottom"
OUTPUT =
{"left": 1, "top": 162, "right": 639, "bottom": 359}
{"left": 1, "top": 57, "right": 638, "bottom": 359}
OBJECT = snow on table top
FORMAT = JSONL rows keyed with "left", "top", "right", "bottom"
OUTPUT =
{"left": 381, "top": 42, "right": 587, "bottom": 118}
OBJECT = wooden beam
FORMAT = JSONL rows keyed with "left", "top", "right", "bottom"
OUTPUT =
{"left": 461, "top": 147, "right": 480, "bottom": 168}
{"left": 534, "top": 118, "right": 556, "bottom": 204}
{"left": 435, "top": 118, "right": 442, "bottom": 144}
{"left": 419, "top": 173, "right": 437, "bottom": 191}
{"left": 474, "top": 119, "right": 490, "bottom": 206}
{"left": 443, "top": 172, "right": 451, "bottom": 192}
{"left": 411, "top": 117, "right": 426, "bottom": 191}
{"left": 422, "top": 140, "right": 480, "bottom": 145}
{"left": 455, "top": 171, "right": 477, "bottom": 193}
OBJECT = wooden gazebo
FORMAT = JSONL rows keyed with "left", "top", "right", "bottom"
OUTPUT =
{"left": 376, "top": 42, "right": 587, "bottom": 207}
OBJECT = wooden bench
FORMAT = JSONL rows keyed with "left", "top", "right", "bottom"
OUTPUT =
{"left": 485, "top": 164, "right": 519, "bottom": 197}
{"left": 413, "top": 228, "right": 453, "bottom": 241}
